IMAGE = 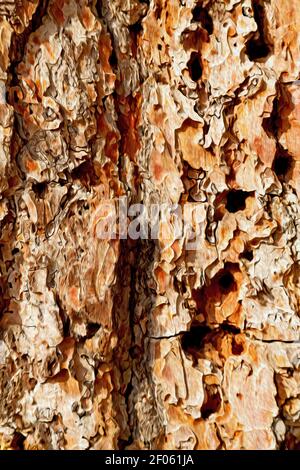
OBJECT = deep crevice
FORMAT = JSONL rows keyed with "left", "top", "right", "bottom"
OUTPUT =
{"left": 272, "top": 145, "right": 293, "bottom": 180}
{"left": 10, "top": 431, "right": 26, "bottom": 450}
{"left": 218, "top": 271, "right": 235, "bottom": 292}
{"left": 86, "top": 322, "right": 101, "bottom": 339}
{"left": 32, "top": 181, "right": 47, "bottom": 199}
{"left": 71, "top": 160, "right": 102, "bottom": 188}
{"left": 201, "top": 386, "right": 222, "bottom": 419}
{"left": 245, "top": 0, "right": 272, "bottom": 61}
{"left": 181, "top": 323, "right": 211, "bottom": 353}
{"left": 56, "top": 294, "right": 70, "bottom": 337}
{"left": 225, "top": 190, "right": 251, "bottom": 213}
{"left": 217, "top": 323, "right": 241, "bottom": 336}
{"left": 240, "top": 249, "right": 254, "bottom": 261}
{"left": 192, "top": 5, "right": 213, "bottom": 35}
{"left": 187, "top": 52, "right": 202, "bottom": 82}
{"left": 109, "top": 49, "right": 118, "bottom": 68}
{"left": 95, "top": 0, "right": 103, "bottom": 18}
{"left": 129, "top": 21, "right": 143, "bottom": 35}
{"left": 263, "top": 94, "right": 280, "bottom": 139}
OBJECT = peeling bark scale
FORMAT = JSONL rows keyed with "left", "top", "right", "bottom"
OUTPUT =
{"left": 0, "top": 0, "right": 300, "bottom": 451}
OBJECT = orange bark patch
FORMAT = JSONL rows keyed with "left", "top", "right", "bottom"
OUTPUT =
{"left": 49, "top": 1, "right": 65, "bottom": 26}
{"left": 117, "top": 94, "right": 142, "bottom": 162}
{"left": 152, "top": 156, "right": 164, "bottom": 181}
{"left": 71, "top": 160, "right": 103, "bottom": 188}
{"left": 68, "top": 286, "right": 81, "bottom": 311}
{"left": 150, "top": 148, "right": 179, "bottom": 184}
{"left": 44, "top": 41, "right": 56, "bottom": 61}
{"left": 97, "top": 112, "right": 120, "bottom": 164}
{"left": 164, "top": 0, "right": 180, "bottom": 37}
{"left": 253, "top": 134, "right": 276, "bottom": 167}
{"left": 81, "top": 6, "right": 94, "bottom": 30}
{"left": 25, "top": 158, "right": 38, "bottom": 172}
{"left": 154, "top": 266, "right": 168, "bottom": 294}
{"left": 33, "top": 35, "right": 40, "bottom": 46}
{"left": 99, "top": 31, "right": 113, "bottom": 74}
{"left": 105, "top": 131, "right": 119, "bottom": 163}
{"left": 47, "top": 369, "right": 69, "bottom": 383}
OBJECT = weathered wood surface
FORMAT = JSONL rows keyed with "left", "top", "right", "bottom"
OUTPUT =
{"left": 0, "top": 0, "right": 300, "bottom": 450}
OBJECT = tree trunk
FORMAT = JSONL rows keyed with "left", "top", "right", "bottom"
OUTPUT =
{"left": 0, "top": 0, "right": 300, "bottom": 450}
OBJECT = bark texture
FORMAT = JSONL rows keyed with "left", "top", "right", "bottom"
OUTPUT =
{"left": 0, "top": 0, "right": 300, "bottom": 450}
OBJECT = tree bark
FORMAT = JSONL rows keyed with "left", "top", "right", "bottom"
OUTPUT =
{"left": 0, "top": 0, "right": 300, "bottom": 450}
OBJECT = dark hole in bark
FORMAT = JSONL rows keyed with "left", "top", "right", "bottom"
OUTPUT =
{"left": 174, "top": 276, "right": 187, "bottom": 295}
{"left": 86, "top": 323, "right": 101, "bottom": 338}
{"left": 32, "top": 181, "right": 47, "bottom": 198}
{"left": 225, "top": 190, "right": 250, "bottom": 213}
{"left": 220, "top": 322, "right": 241, "bottom": 334}
{"left": 218, "top": 271, "right": 235, "bottom": 291}
{"left": 263, "top": 95, "right": 279, "bottom": 138}
{"left": 96, "top": 1, "right": 103, "bottom": 18}
{"left": 109, "top": 49, "right": 118, "bottom": 68}
{"left": 155, "top": 5, "right": 162, "bottom": 19}
{"left": 246, "top": 41, "right": 270, "bottom": 61}
{"left": 11, "top": 432, "right": 26, "bottom": 450}
{"left": 201, "top": 386, "right": 221, "bottom": 419}
{"left": 129, "top": 345, "right": 142, "bottom": 359}
{"left": 273, "top": 154, "right": 291, "bottom": 177}
{"left": 232, "top": 337, "right": 244, "bottom": 355}
{"left": 188, "top": 52, "right": 202, "bottom": 81}
{"left": 129, "top": 21, "right": 143, "bottom": 35}
{"left": 241, "top": 249, "right": 253, "bottom": 261}
{"left": 58, "top": 176, "right": 68, "bottom": 186}
{"left": 56, "top": 294, "right": 70, "bottom": 337}
{"left": 71, "top": 160, "right": 100, "bottom": 187}
{"left": 192, "top": 5, "right": 213, "bottom": 34}
{"left": 245, "top": 1, "right": 272, "bottom": 61}
{"left": 181, "top": 324, "right": 211, "bottom": 352}
{"left": 118, "top": 380, "right": 134, "bottom": 449}
{"left": 283, "top": 433, "right": 300, "bottom": 450}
